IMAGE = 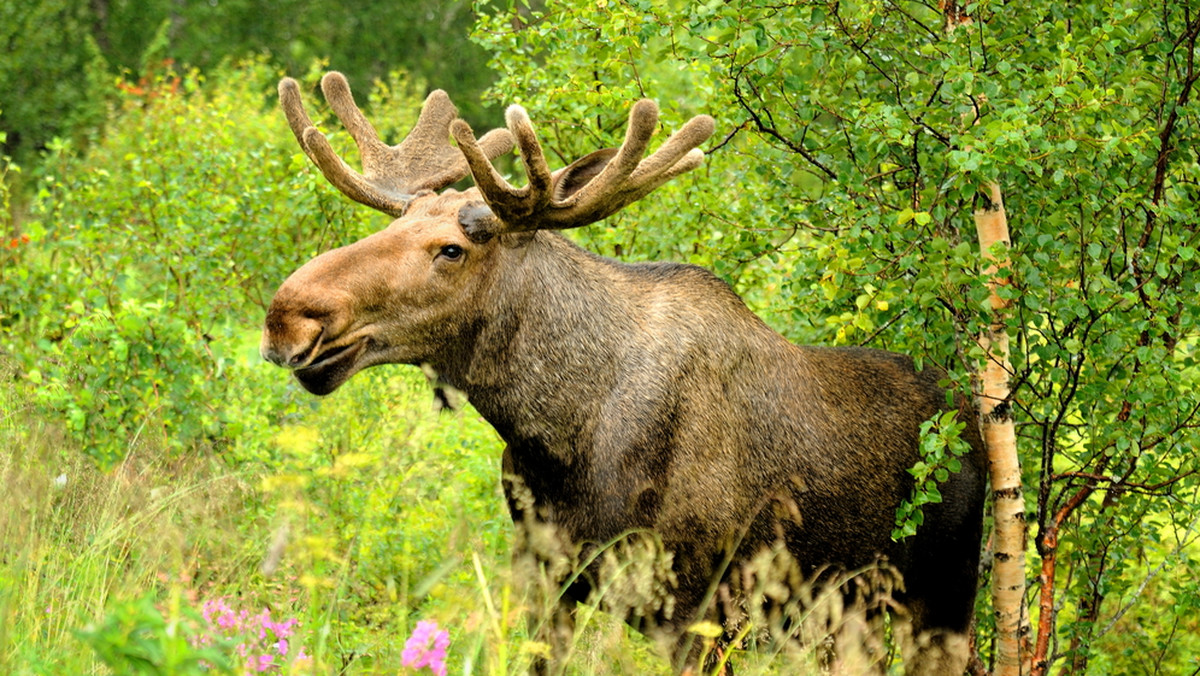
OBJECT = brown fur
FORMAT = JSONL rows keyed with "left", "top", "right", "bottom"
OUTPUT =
{"left": 261, "top": 79, "right": 986, "bottom": 675}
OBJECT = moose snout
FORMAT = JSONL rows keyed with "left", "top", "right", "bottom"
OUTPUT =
{"left": 260, "top": 309, "right": 325, "bottom": 369}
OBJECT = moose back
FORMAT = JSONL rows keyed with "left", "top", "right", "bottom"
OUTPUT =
{"left": 260, "top": 73, "right": 987, "bottom": 675}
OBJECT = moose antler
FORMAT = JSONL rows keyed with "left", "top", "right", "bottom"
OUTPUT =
{"left": 279, "top": 72, "right": 515, "bottom": 217}
{"left": 450, "top": 100, "right": 715, "bottom": 232}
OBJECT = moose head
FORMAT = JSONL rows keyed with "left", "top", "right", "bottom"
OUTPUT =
{"left": 260, "top": 73, "right": 714, "bottom": 394}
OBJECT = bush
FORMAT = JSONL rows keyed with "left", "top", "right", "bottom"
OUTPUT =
{"left": 2, "top": 57, "right": 416, "bottom": 467}
{"left": 32, "top": 299, "right": 219, "bottom": 466}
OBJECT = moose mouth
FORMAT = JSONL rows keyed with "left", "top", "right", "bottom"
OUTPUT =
{"left": 293, "top": 338, "right": 368, "bottom": 395}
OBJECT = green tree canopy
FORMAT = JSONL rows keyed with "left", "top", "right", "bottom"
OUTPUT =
{"left": 0, "top": 0, "right": 495, "bottom": 162}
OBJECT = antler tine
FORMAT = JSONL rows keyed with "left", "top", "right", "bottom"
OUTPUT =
{"left": 320, "top": 73, "right": 392, "bottom": 179}
{"left": 453, "top": 98, "right": 714, "bottom": 234}
{"left": 299, "top": 126, "right": 404, "bottom": 211}
{"left": 505, "top": 105, "right": 555, "bottom": 203}
{"left": 563, "top": 99, "right": 659, "bottom": 209}
{"left": 629, "top": 115, "right": 716, "bottom": 182}
{"left": 279, "top": 72, "right": 515, "bottom": 217}
{"left": 451, "top": 106, "right": 556, "bottom": 223}
{"left": 279, "top": 77, "right": 317, "bottom": 153}
{"left": 451, "top": 119, "right": 515, "bottom": 202}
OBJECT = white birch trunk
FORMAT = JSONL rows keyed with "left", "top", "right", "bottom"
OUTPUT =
{"left": 974, "top": 182, "right": 1028, "bottom": 676}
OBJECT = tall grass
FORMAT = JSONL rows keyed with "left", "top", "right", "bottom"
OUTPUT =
{"left": 0, "top": 354, "right": 678, "bottom": 674}
{"left": 0, "top": 367, "right": 255, "bottom": 674}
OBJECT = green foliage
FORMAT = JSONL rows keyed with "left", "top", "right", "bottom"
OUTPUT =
{"left": 0, "top": 0, "right": 497, "bottom": 162}
{"left": 24, "top": 58, "right": 366, "bottom": 325}
{"left": 892, "top": 411, "right": 972, "bottom": 541}
{"left": 2, "top": 57, "right": 403, "bottom": 466}
{"left": 0, "top": 121, "right": 15, "bottom": 219}
{"left": 32, "top": 300, "right": 220, "bottom": 466}
{"left": 0, "top": 1, "right": 111, "bottom": 159}
{"left": 76, "top": 593, "right": 234, "bottom": 676}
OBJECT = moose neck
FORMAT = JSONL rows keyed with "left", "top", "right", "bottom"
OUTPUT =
{"left": 435, "top": 231, "right": 639, "bottom": 455}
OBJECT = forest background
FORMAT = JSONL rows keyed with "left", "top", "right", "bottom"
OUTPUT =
{"left": 2, "top": 0, "right": 1199, "bottom": 674}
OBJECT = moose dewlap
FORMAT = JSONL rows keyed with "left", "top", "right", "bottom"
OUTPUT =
{"left": 261, "top": 72, "right": 987, "bottom": 675}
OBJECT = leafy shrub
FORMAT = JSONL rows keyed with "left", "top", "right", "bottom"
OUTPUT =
{"left": 76, "top": 593, "right": 234, "bottom": 676}
{"left": 891, "top": 411, "right": 973, "bottom": 541}
{"left": 32, "top": 299, "right": 220, "bottom": 466}
{"left": 18, "top": 57, "right": 365, "bottom": 329}
{"left": 2, "top": 57, "right": 420, "bottom": 466}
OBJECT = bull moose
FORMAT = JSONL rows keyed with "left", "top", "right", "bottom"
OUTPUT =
{"left": 260, "top": 72, "right": 987, "bottom": 675}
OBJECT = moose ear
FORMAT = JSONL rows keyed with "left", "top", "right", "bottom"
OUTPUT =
{"left": 551, "top": 148, "right": 619, "bottom": 201}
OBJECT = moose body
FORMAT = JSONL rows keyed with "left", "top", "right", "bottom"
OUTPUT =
{"left": 262, "top": 73, "right": 987, "bottom": 675}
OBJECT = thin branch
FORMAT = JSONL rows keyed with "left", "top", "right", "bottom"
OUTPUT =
{"left": 1094, "top": 513, "right": 1200, "bottom": 640}
{"left": 731, "top": 64, "right": 838, "bottom": 181}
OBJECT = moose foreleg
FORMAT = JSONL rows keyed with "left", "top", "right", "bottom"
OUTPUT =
{"left": 527, "top": 596, "right": 577, "bottom": 676}
{"left": 502, "top": 465, "right": 583, "bottom": 674}
{"left": 896, "top": 627, "right": 970, "bottom": 676}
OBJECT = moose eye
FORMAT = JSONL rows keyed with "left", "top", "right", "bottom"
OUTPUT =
{"left": 438, "top": 244, "right": 464, "bottom": 261}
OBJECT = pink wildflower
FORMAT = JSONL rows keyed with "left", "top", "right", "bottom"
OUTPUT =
{"left": 402, "top": 620, "right": 450, "bottom": 676}
{"left": 195, "top": 597, "right": 308, "bottom": 673}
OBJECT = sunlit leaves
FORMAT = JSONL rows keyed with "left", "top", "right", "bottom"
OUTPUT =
{"left": 893, "top": 411, "right": 973, "bottom": 541}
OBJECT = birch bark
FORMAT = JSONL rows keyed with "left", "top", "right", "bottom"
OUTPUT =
{"left": 974, "top": 182, "right": 1028, "bottom": 676}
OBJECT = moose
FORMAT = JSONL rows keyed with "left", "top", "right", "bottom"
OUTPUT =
{"left": 261, "top": 72, "right": 987, "bottom": 675}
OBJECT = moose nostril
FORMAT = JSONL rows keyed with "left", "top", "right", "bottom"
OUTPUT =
{"left": 261, "top": 339, "right": 315, "bottom": 369}
{"left": 265, "top": 323, "right": 325, "bottom": 370}
{"left": 262, "top": 302, "right": 329, "bottom": 369}
{"left": 260, "top": 335, "right": 294, "bottom": 368}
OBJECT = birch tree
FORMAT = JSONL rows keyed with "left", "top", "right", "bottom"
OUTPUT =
{"left": 974, "top": 183, "right": 1026, "bottom": 676}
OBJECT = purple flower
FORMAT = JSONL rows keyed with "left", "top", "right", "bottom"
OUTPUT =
{"left": 194, "top": 597, "right": 309, "bottom": 673}
{"left": 402, "top": 620, "right": 450, "bottom": 676}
